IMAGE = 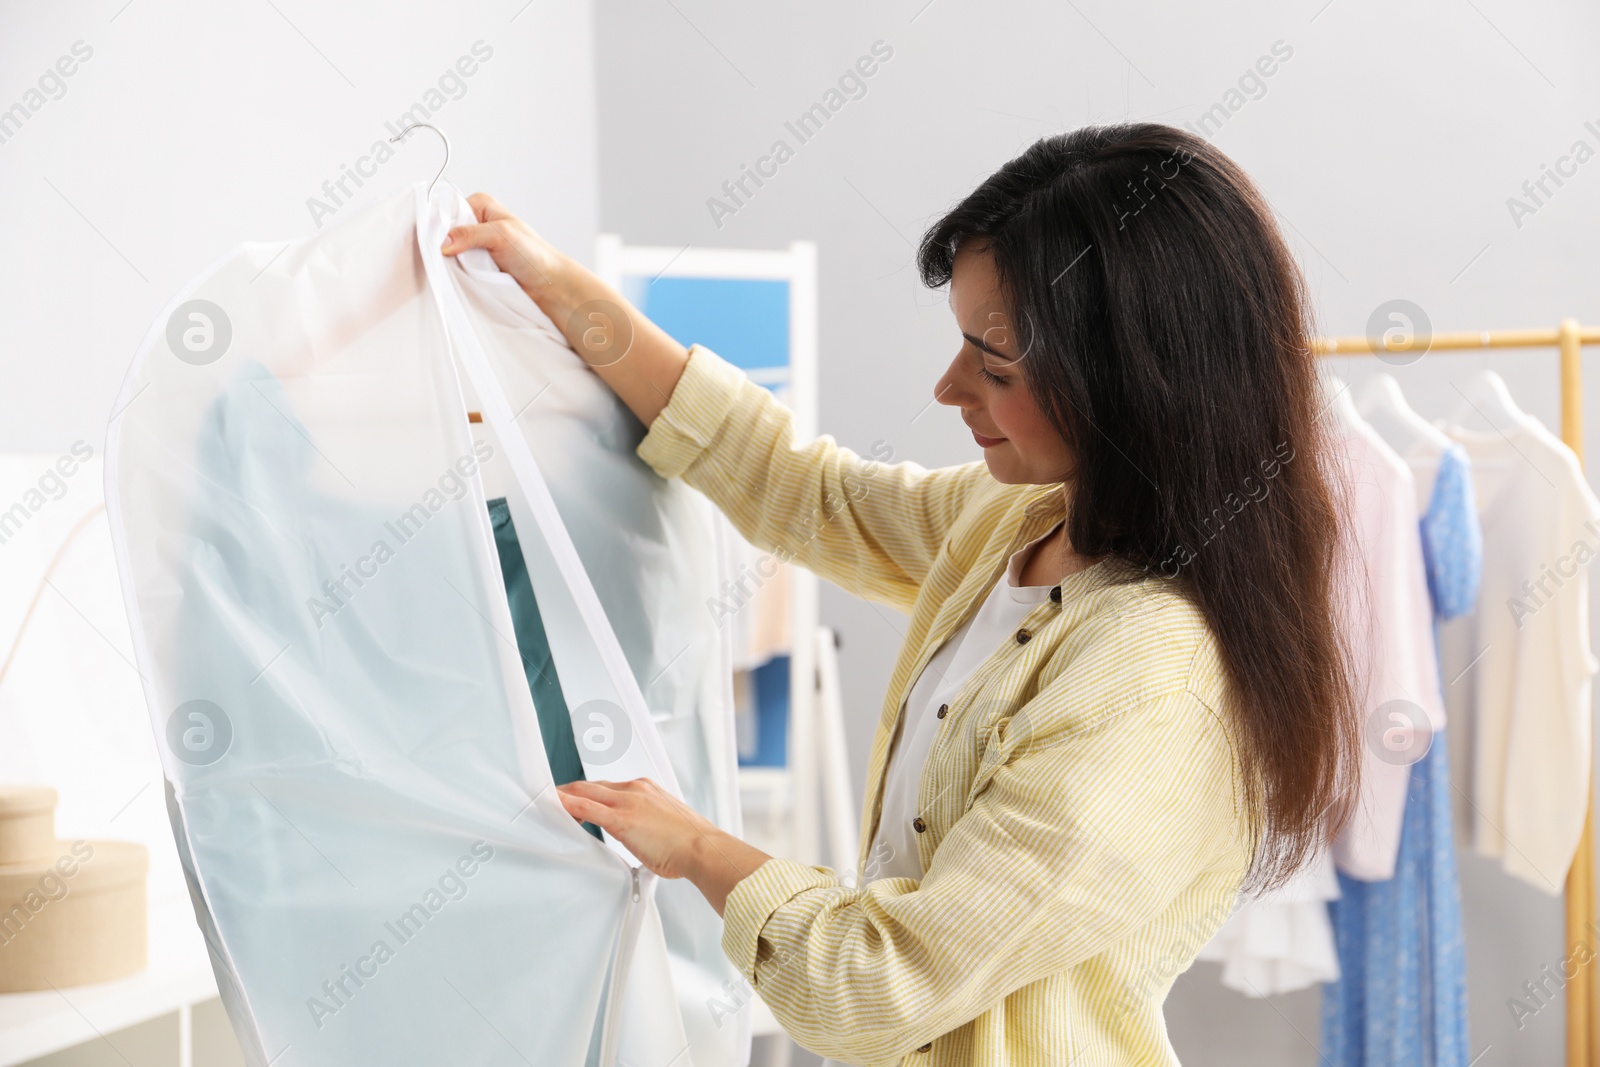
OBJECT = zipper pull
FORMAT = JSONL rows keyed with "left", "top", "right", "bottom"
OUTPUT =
{"left": 630, "top": 865, "right": 641, "bottom": 903}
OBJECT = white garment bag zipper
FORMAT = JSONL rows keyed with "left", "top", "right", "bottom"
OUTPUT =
{"left": 415, "top": 185, "right": 680, "bottom": 1067}
{"left": 596, "top": 863, "right": 650, "bottom": 1066}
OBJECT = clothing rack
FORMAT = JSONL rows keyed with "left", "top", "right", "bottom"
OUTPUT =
{"left": 1313, "top": 319, "right": 1596, "bottom": 1067}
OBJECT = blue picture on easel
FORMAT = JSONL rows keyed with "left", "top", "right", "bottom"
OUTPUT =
{"left": 622, "top": 276, "right": 791, "bottom": 391}
{"left": 620, "top": 271, "right": 794, "bottom": 769}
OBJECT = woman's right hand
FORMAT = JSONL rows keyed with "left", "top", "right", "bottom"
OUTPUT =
{"left": 440, "top": 192, "right": 579, "bottom": 320}
{"left": 440, "top": 192, "right": 692, "bottom": 429}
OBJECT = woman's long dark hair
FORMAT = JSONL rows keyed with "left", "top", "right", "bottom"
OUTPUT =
{"left": 918, "top": 123, "right": 1359, "bottom": 890}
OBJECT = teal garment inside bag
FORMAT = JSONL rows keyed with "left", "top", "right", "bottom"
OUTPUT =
{"left": 487, "top": 496, "right": 603, "bottom": 841}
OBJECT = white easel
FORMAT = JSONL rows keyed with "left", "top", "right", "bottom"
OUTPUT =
{"left": 596, "top": 235, "right": 856, "bottom": 1063}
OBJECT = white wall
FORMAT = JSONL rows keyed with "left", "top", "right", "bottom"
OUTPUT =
{"left": 592, "top": 1, "right": 1600, "bottom": 1063}
{"left": 0, "top": 0, "right": 600, "bottom": 455}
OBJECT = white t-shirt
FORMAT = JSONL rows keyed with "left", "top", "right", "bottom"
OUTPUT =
{"left": 1439, "top": 415, "right": 1600, "bottom": 892}
{"left": 865, "top": 522, "right": 1061, "bottom": 884}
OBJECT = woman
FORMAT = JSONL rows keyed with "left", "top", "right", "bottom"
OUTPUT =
{"left": 441, "top": 122, "right": 1361, "bottom": 1066}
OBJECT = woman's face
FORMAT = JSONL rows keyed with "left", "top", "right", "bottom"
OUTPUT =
{"left": 935, "top": 244, "right": 1074, "bottom": 486}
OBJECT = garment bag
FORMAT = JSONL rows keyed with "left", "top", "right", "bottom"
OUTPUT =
{"left": 422, "top": 184, "right": 748, "bottom": 1067}
{"left": 105, "top": 182, "right": 748, "bottom": 1067}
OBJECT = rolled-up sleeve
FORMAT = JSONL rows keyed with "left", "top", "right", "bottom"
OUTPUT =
{"left": 717, "top": 687, "right": 1243, "bottom": 1064}
{"left": 636, "top": 343, "right": 993, "bottom": 614}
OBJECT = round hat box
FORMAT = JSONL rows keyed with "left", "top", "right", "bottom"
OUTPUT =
{"left": 0, "top": 786, "right": 148, "bottom": 992}
{"left": 0, "top": 785, "right": 58, "bottom": 867}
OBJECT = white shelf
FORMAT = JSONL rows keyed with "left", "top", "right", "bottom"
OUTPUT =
{"left": 0, "top": 894, "right": 217, "bottom": 1066}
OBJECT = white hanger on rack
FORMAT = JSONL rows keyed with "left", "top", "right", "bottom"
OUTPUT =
{"left": 1358, "top": 374, "right": 1452, "bottom": 456}
{"left": 1358, "top": 373, "right": 1454, "bottom": 507}
{"left": 1448, "top": 369, "right": 1536, "bottom": 435}
{"left": 1320, "top": 371, "right": 1360, "bottom": 426}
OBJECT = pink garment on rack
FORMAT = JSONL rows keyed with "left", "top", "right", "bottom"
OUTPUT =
{"left": 1328, "top": 405, "right": 1445, "bottom": 882}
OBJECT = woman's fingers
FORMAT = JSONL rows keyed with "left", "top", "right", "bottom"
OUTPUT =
{"left": 556, "top": 785, "right": 611, "bottom": 828}
{"left": 437, "top": 195, "right": 571, "bottom": 302}
{"left": 555, "top": 779, "right": 674, "bottom": 837}
{"left": 552, "top": 777, "right": 740, "bottom": 885}
{"left": 559, "top": 779, "right": 619, "bottom": 800}
{"left": 439, "top": 220, "right": 506, "bottom": 256}
{"left": 555, "top": 779, "right": 629, "bottom": 824}
{"left": 444, "top": 193, "right": 526, "bottom": 252}
{"left": 465, "top": 191, "right": 509, "bottom": 223}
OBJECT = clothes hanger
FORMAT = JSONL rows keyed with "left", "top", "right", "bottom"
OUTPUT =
{"left": 390, "top": 123, "right": 484, "bottom": 425}
{"left": 1319, "top": 370, "right": 1360, "bottom": 426}
{"left": 1357, "top": 373, "right": 1452, "bottom": 457}
{"left": 1447, "top": 369, "right": 1536, "bottom": 436}
{"left": 389, "top": 122, "right": 451, "bottom": 200}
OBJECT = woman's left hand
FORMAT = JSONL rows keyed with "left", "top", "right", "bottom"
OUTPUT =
{"left": 556, "top": 777, "right": 773, "bottom": 915}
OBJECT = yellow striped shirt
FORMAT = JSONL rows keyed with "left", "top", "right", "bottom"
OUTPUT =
{"left": 635, "top": 343, "right": 1254, "bottom": 1066}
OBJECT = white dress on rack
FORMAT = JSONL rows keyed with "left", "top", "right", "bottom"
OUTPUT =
{"left": 1194, "top": 850, "right": 1341, "bottom": 996}
{"left": 1439, "top": 401, "right": 1600, "bottom": 892}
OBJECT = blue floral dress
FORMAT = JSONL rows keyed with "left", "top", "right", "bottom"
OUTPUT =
{"left": 1322, "top": 443, "right": 1477, "bottom": 1065}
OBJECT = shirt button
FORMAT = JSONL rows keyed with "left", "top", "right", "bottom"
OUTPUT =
{"left": 1050, "top": 586, "right": 1062, "bottom": 603}
{"left": 936, "top": 703, "right": 949, "bottom": 719}
{"left": 916, "top": 1042, "right": 932, "bottom": 1053}
{"left": 1015, "top": 628, "right": 1032, "bottom": 644}
{"left": 912, "top": 816, "right": 927, "bottom": 833}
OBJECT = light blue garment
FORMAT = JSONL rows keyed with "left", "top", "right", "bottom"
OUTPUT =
{"left": 107, "top": 184, "right": 749, "bottom": 1067}
{"left": 1323, "top": 443, "right": 1477, "bottom": 1065}
{"left": 156, "top": 362, "right": 633, "bottom": 1067}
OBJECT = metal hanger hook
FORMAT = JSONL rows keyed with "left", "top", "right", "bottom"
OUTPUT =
{"left": 388, "top": 122, "right": 450, "bottom": 200}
